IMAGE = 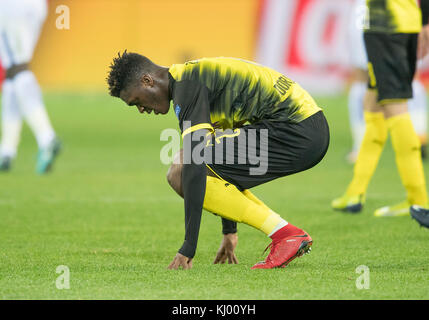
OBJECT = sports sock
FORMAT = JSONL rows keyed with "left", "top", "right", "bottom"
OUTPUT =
{"left": 0, "top": 79, "right": 22, "bottom": 159}
{"left": 243, "top": 189, "right": 299, "bottom": 239}
{"left": 269, "top": 224, "right": 303, "bottom": 242}
{"left": 203, "top": 176, "right": 294, "bottom": 236}
{"left": 387, "top": 113, "right": 428, "bottom": 206}
{"left": 346, "top": 111, "right": 388, "bottom": 196}
{"left": 13, "top": 71, "right": 56, "bottom": 149}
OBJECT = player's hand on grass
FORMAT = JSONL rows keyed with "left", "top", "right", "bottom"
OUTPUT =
{"left": 167, "top": 252, "right": 193, "bottom": 270}
{"left": 418, "top": 24, "right": 429, "bottom": 59}
{"left": 213, "top": 233, "right": 238, "bottom": 264}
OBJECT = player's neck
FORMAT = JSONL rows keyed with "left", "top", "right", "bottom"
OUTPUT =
{"left": 157, "top": 67, "right": 172, "bottom": 100}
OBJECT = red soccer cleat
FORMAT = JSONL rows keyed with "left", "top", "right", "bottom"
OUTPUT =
{"left": 251, "top": 232, "right": 312, "bottom": 269}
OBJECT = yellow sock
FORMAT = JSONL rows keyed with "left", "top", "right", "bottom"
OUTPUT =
{"left": 346, "top": 111, "right": 388, "bottom": 196}
{"left": 203, "top": 176, "right": 285, "bottom": 235}
{"left": 387, "top": 113, "right": 428, "bottom": 206}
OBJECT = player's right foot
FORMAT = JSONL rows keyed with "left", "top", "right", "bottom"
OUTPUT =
{"left": 374, "top": 200, "right": 410, "bottom": 217}
{"left": 36, "top": 138, "right": 61, "bottom": 174}
{"left": 251, "top": 232, "right": 312, "bottom": 269}
{"left": 0, "top": 156, "right": 12, "bottom": 172}
{"left": 331, "top": 194, "right": 365, "bottom": 213}
{"left": 410, "top": 205, "right": 429, "bottom": 228}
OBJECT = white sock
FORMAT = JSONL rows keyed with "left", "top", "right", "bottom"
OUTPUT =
{"left": 0, "top": 79, "right": 23, "bottom": 159}
{"left": 409, "top": 80, "right": 428, "bottom": 140}
{"left": 268, "top": 220, "right": 288, "bottom": 237}
{"left": 347, "top": 81, "right": 367, "bottom": 152}
{"left": 13, "top": 70, "right": 56, "bottom": 149}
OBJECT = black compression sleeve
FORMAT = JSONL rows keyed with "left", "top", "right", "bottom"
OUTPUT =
{"left": 221, "top": 218, "right": 237, "bottom": 234}
{"left": 178, "top": 161, "right": 206, "bottom": 258}
{"left": 173, "top": 80, "right": 213, "bottom": 258}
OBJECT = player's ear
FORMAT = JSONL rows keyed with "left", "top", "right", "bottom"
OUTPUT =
{"left": 141, "top": 74, "right": 154, "bottom": 87}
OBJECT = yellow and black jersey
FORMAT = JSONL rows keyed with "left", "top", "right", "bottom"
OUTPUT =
{"left": 168, "top": 57, "right": 321, "bottom": 135}
{"left": 365, "top": 0, "right": 427, "bottom": 33}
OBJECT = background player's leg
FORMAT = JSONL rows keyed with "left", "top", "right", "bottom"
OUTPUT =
{"left": 347, "top": 79, "right": 428, "bottom": 163}
{"left": 13, "top": 70, "right": 60, "bottom": 174}
{"left": 408, "top": 80, "right": 428, "bottom": 158}
{"left": 332, "top": 89, "right": 388, "bottom": 212}
{"left": 346, "top": 69, "right": 367, "bottom": 163}
{"left": 0, "top": 79, "right": 22, "bottom": 170}
{"left": 347, "top": 81, "right": 367, "bottom": 163}
{"left": 346, "top": 90, "right": 388, "bottom": 196}
{"left": 375, "top": 102, "right": 428, "bottom": 216}
{"left": 5, "top": 0, "right": 60, "bottom": 173}
{"left": 14, "top": 71, "right": 56, "bottom": 150}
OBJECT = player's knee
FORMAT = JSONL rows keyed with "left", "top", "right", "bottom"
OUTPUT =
{"left": 383, "top": 102, "right": 408, "bottom": 119}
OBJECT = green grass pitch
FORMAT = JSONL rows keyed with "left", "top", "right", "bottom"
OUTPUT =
{"left": 0, "top": 91, "right": 428, "bottom": 299}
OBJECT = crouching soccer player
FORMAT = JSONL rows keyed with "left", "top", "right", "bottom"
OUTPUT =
{"left": 107, "top": 53, "right": 330, "bottom": 269}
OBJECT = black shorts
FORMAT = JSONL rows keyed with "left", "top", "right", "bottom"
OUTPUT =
{"left": 364, "top": 32, "right": 418, "bottom": 103}
{"left": 206, "top": 111, "right": 330, "bottom": 190}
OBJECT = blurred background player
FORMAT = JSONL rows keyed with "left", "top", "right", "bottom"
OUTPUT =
{"left": 346, "top": 0, "right": 428, "bottom": 163}
{"left": 332, "top": 0, "right": 429, "bottom": 217}
{"left": 0, "top": 0, "right": 60, "bottom": 173}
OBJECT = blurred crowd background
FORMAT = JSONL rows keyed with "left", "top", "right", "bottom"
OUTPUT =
{"left": 2, "top": 0, "right": 428, "bottom": 95}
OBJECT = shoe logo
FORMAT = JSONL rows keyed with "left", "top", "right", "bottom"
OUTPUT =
{"left": 286, "top": 239, "right": 296, "bottom": 242}
{"left": 293, "top": 234, "right": 308, "bottom": 238}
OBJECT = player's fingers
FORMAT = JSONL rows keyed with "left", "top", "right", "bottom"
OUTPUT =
{"left": 213, "top": 250, "right": 223, "bottom": 264}
{"left": 220, "top": 253, "right": 227, "bottom": 264}
{"left": 167, "top": 260, "right": 179, "bottom": 270}
{"left": 233, "top": 254, "right": 239, "bottom": 264}
{"left": 213, "top": 250, "right": 224, "bottom": 264}
{"left": 215, "top": 248, "right": 227, "bottom": 264}
{"left": 213, "top": 255, "right": 222, "bottom": 264}
{"left": 182, "top": 260, "right": 191, "bottom": 270}
{"left": 227, "top": 253, "right": 238, "bottom": 264}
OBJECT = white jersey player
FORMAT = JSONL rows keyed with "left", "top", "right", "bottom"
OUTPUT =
{"left": 347, "top": 0, "right": 428, "bottom": 162}
{"left": 0, "top": 0, "right": 60, "bottom": 173}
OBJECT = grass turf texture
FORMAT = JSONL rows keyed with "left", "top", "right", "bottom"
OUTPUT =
{"left": 0, "top": 91, "right": 428, "bottom": 300}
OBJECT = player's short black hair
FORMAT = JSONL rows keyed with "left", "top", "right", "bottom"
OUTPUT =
{"left": 107, "top": 50, "right": 156, "bottom": 97}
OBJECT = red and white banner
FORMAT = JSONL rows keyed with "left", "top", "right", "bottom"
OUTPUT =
{"left": 256, "top": 0, "right": 429, "bottom": 94}
{"left": 256, "top": 0, "right": 357, "bottom": 94}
